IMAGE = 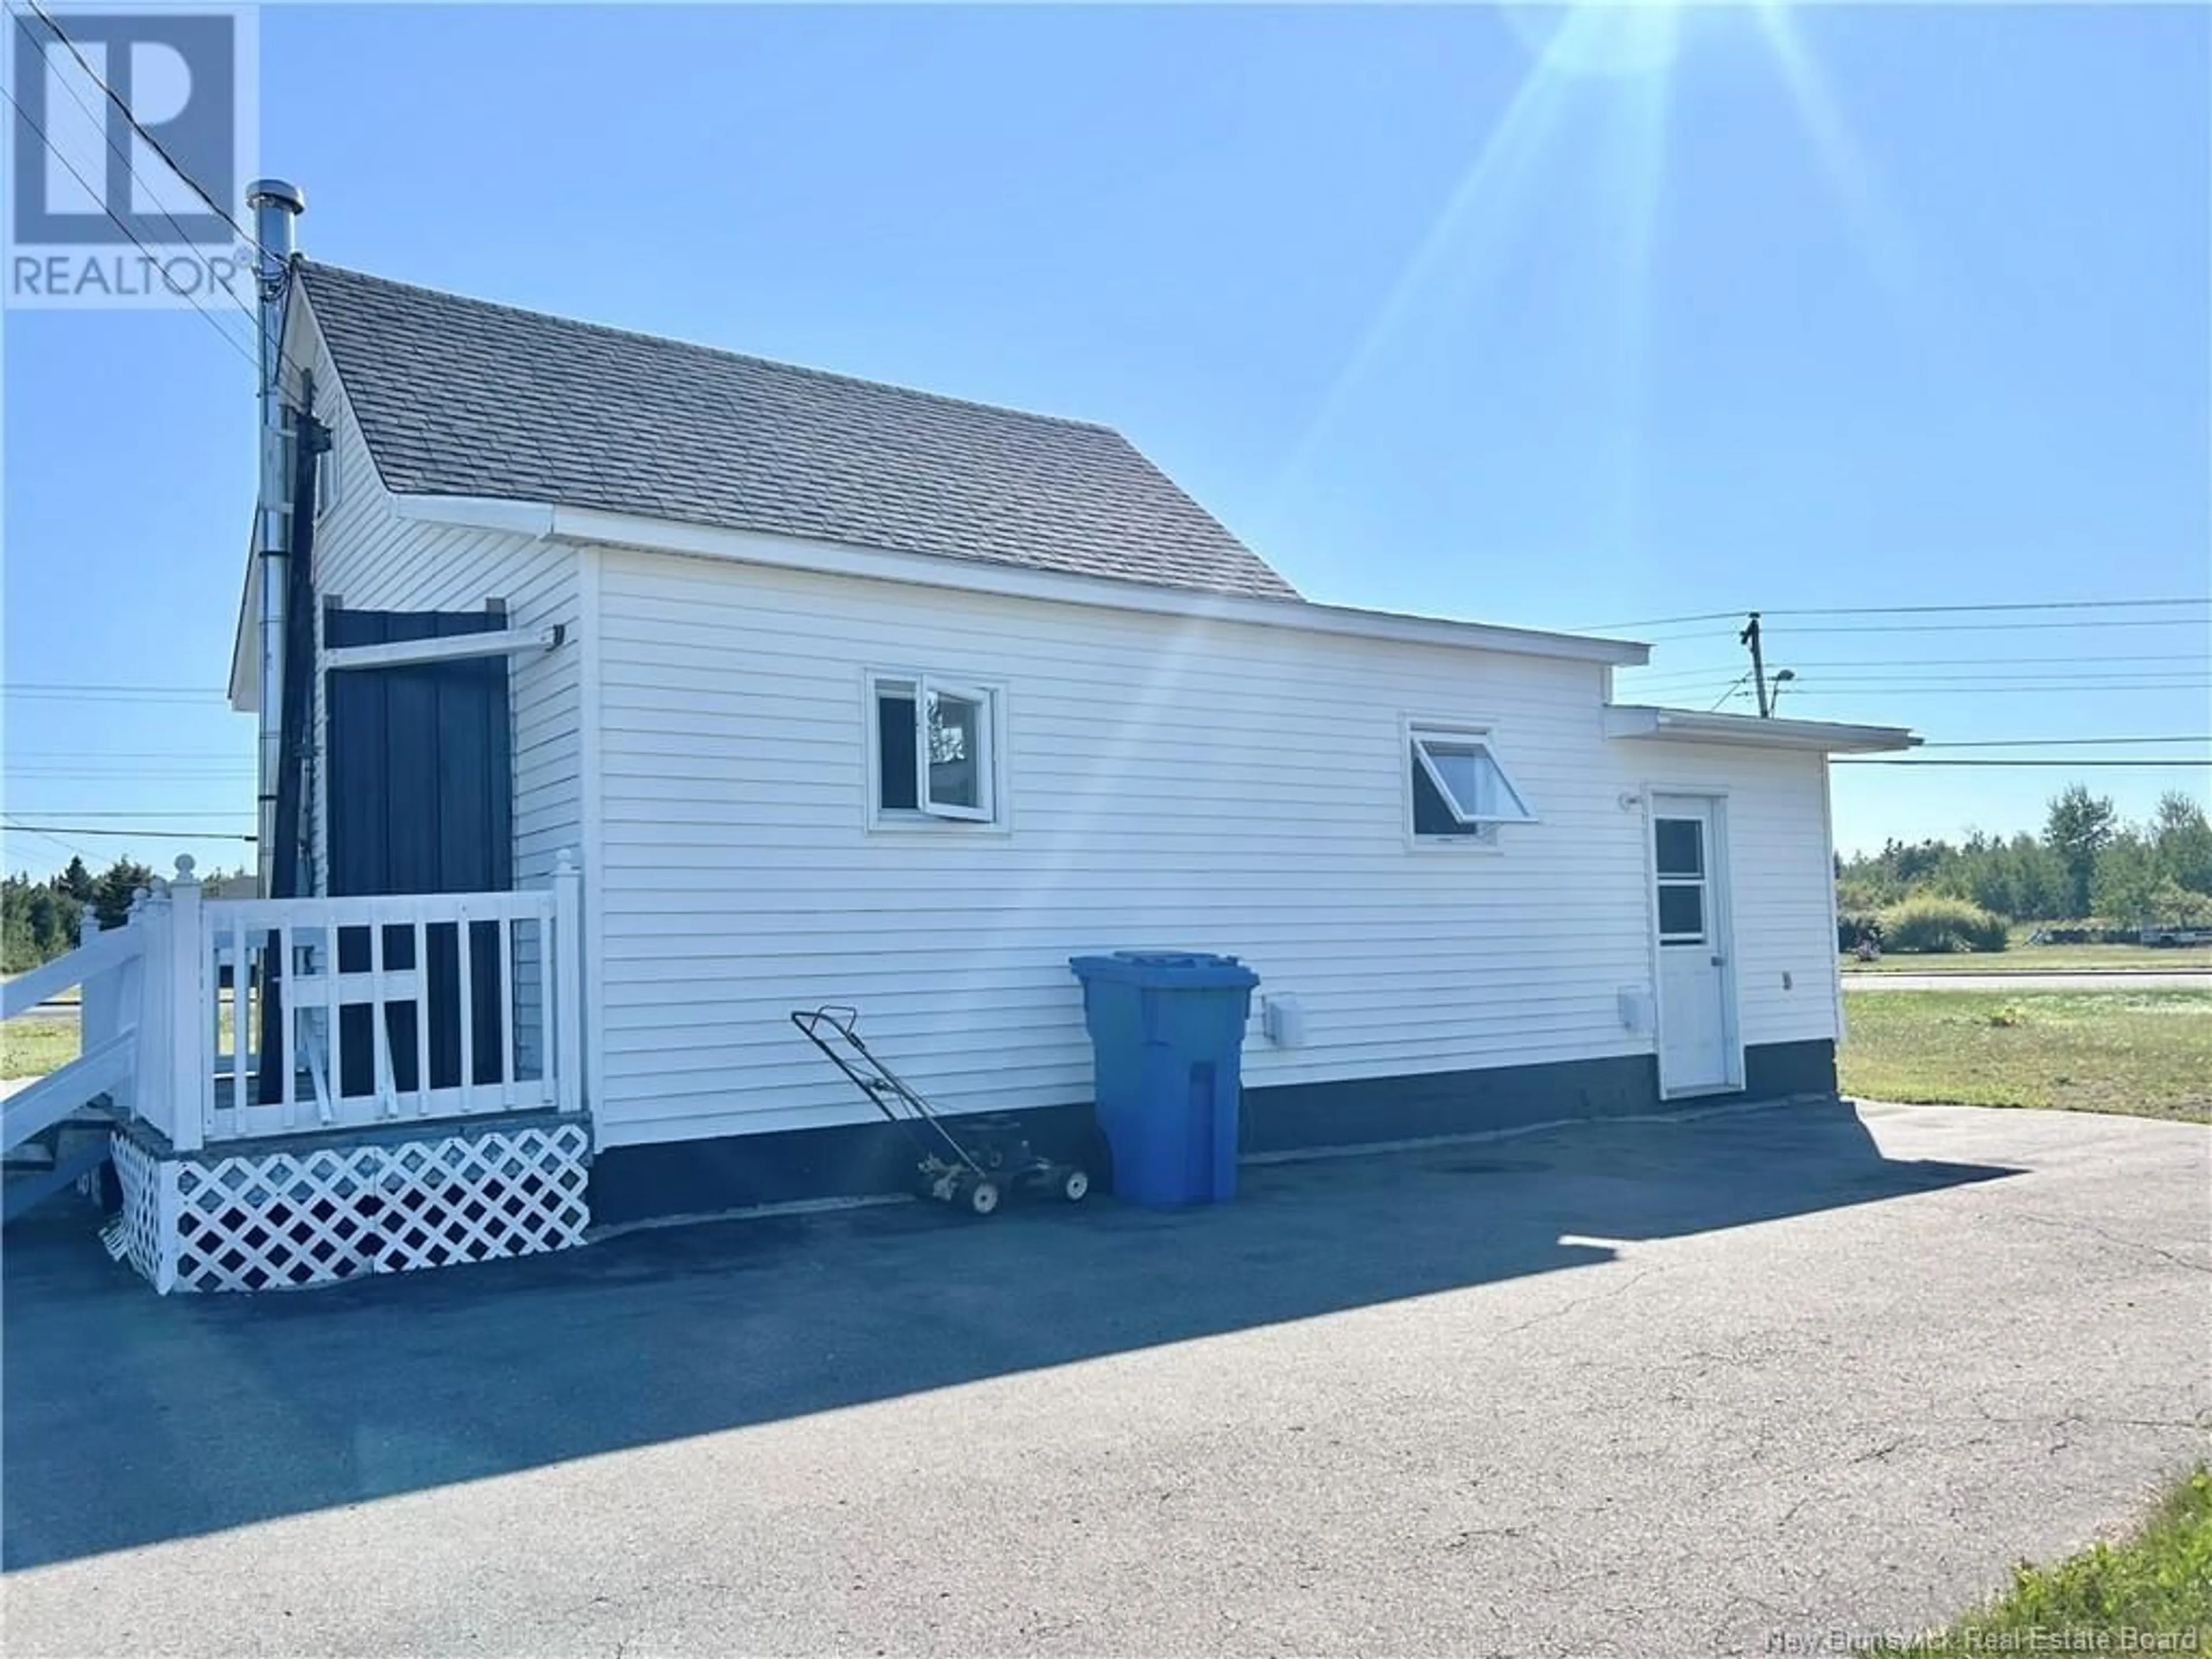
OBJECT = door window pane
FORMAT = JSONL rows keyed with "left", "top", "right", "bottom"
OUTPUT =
{"left": 1655, "top": 819, "right": 1704, "bottom": 878}
{"left": 1657, "top": 884, "right": 1705, "bottom": 942}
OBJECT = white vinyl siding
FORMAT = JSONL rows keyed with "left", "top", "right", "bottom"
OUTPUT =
{"left": 590, "top": 547, "right": 1844, "bottom": 1150}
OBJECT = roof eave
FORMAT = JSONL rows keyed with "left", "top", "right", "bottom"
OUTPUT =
{"left": 388, "top": 494, "right": 1650, "bottom": 667}
{"left": 1603, "top": 704, "right": 1921, "bottom": 753}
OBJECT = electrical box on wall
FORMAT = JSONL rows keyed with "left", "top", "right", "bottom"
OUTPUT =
{"left": 1262, "top": 994, "right": 1306, "bottom": 1047}
{"left": 1618, "top": 987, "right": 1654, "bottom": 1035}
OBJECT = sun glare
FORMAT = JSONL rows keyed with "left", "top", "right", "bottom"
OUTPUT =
{"left": 1748, "top": 0, "right": 1919, "bottom": 302}
{"left": 1275, "top": 3, "right": 1685, "bottom": 497}
{"left": 1278, "top": 1, "right": 1915, "bottom": 515}
{"left": 1497, "top": 0, "right": 1687, "bottom": 84}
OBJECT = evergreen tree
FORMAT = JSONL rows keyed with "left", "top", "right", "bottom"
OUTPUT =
{"left": 90, "top": 858, "right": 156, "bottom": 931}
{"left": 54, "top": 855, "right": 94, "bottom": 903}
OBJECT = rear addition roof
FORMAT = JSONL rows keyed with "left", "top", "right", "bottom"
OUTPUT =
{"left": 297, "top": 263, "right": 1298, "bottom": 601}
{"left": 1603, "top": 706, "right": 1919, "bottom": 753}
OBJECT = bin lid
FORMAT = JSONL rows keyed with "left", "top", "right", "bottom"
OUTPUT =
{"left": 1069, "top": 950, "right": 1260, "bottom": 988}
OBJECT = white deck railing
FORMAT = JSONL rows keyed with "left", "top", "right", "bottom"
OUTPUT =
{"left": 11, "top": 854, "right": 583, "bottom": 1154}
{"left": 1, "top": 912, "right": 146, "bottom": 1154}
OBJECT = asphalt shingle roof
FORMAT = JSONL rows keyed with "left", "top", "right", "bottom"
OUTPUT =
{"left": 300, "top": 263, "right": 1298, "bottom": 601}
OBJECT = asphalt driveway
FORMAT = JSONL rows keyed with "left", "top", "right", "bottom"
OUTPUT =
{"left": 5, "top": 1098, "right": 2207, "bottom": 1657}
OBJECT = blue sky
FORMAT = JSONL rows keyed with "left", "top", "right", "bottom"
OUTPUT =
{"left": 3, "top": 1, "right": 2207, "bottom": 881}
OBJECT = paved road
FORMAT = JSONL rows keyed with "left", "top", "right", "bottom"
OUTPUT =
{"left": 6, "top": 1100, "right": 2207, "bottom": 1658}
{"left": 1844, "top": 970, "right": 2212, "bottom": 991}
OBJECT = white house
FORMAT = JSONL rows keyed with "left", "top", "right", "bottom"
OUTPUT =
{"left": 5, "top": 186, "right": 1915, "bottom": 1290}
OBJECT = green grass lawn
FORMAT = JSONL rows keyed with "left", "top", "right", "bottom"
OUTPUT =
{"left": 1842, "top": 942, "right": 2212, "bottom": 975}
{"left": 1889, "top": 1467, "right": 2211, "bottom": 1655}
{"left": 0, "top": 1016, "right": 80, "bottom": 1081}
{"left": 3, "top": 1008, "right": 248, "bottom": 1082}
{"left": 1840, "top": 988, "right": 2212, "bottom": 1122}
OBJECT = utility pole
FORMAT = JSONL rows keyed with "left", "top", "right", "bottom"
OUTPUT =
{"left": 1739, "top": 612, "right": 1770, "bottom": 718}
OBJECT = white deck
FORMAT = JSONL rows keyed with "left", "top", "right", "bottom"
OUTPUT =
{"left": 4, "top": 857, "right": 583, "bottom": 1159}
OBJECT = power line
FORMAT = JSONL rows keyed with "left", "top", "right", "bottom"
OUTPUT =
{"left": 1783, "top": 597, "right": 2207, "bottom": 617}
{"left": 1, "top": 821, "right": 255, "bottom": 840}
{"left": 3, "top": 690, "right": 230, "bottom": 704}
{"left": 1655, "top": 668, "right": 2212, "bottom": 687}
{"left": 1582, "top": 597, "right": 2210, "bottom": 631}
{"left": 1630, "top": 668, "right": 2212, "bottom": 688}
{"left": 1585, "top": 609, "right": 1741, "bottom": 631}
{"left": 7, "top": 772, "right": 254, "bottom": 781}
{"left": 2, "top": 824, "right": 90, "bottom": 861}
{"left": 1638, "top": 677, "right": 2212, "bottom": 696}
{"left": 1626, "top": 655, "right": 2212, "bottom": 688}
{"left": 1760, "top": 618, "right": 2208, "bottom": 637}
{"left": 1634, "top": 652, "right": 2212, "bottom": 675}
{"left": 1834, "top": 758, "right": 2210, "bottom": 768}
{"left": 3, "top": 751, "right": 249, "bottom": 761}
{"left": 1915, "top": 736, "right": 2212, "bottom": 749}
{"left": 0, "top": 84, "right": 259, "bottom": 371}
{"left": 3, "top": 682, "right": 220, "bottom": 694}
{"left": 16, "top": 0, "right": 272, "bottom": 262}
{"left": 1623, "top": 618, "right": 2211, "bottom": 643}
{"left": 1699, "top": 684, "right": 2210, "bottom": 697}
{"left": 0, "top": 809, "right": 251, "bottom": 819}
{"left": 1638, "top": 688, "right": 2211, "bottom": 706}
{"left": 8, "top": 759, "right": 253, "bottom": 768}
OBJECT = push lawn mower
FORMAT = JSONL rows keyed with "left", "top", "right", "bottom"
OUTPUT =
{"left": 789, "top": 1006, "right": 1092, "bottom": 1216}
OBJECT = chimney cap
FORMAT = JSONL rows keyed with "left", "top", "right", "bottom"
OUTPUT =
{"left": 245, "top": 178, "right": 305, "bottom": 214}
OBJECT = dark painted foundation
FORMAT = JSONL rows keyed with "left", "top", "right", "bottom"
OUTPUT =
{"left": 587, "top": 1040, "right": 1838, "bottom": 1226}
{"left": 588, "top": 1104, "right": 1103, "bottom": 1227}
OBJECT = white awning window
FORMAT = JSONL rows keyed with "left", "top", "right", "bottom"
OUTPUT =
{"left": 1410, "top": 726, "right": 1536, "bottom": 840}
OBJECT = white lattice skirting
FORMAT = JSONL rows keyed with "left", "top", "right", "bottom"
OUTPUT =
{"left": 107, "top": 1122, "right": 590, "bottom": 1293}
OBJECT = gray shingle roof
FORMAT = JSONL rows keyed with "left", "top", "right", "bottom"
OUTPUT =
{"left": 300, "top": 263, "right": 1298, "bottom": 601}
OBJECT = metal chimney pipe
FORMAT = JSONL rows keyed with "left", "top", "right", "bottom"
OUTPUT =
{"left": 247, "top": 179, "right": 304, "bottom": 896}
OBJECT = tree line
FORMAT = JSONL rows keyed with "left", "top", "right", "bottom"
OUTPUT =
{"left": 1, "top": 855, "right": 243, "bottom": 974}
{"left": 1838, "top": 787, "right": 2212, "bottom": 941}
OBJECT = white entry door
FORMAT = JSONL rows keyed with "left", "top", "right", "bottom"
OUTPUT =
{"left": 1652, "top": 795, "right": 1738, "bottom": 1096}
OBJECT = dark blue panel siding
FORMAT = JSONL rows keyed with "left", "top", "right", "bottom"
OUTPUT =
{"left": 324, "top": 608, "right": 515, "bottom": 1096}
{"left": 325, "top": 606, "right": 513, "bottom": 899}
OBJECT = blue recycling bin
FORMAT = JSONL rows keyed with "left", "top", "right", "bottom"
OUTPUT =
{"left": 1069, "top": 950, "right": 1260, "bottom": 1206}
